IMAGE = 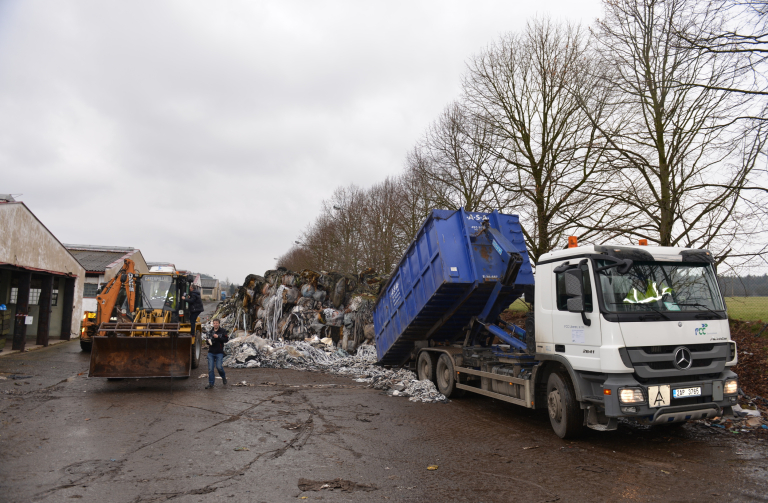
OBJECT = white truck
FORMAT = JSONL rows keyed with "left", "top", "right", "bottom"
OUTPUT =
{"left": 373, "top": 209, "right": 738, "bottom": 438}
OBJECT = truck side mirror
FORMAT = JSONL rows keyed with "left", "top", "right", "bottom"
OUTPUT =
{"left": 564, "top": 269, "right": 585, "bottom": 313}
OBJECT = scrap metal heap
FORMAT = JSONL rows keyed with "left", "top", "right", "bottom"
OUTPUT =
{"left": 207, "top": 267, "right": 448, "bottom": 403}
{"left": 211, "top": 267, "right": 385, "bottom": 348}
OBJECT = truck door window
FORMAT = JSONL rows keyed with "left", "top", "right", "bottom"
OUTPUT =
{"left": 555, "top": 263, "right": 593, "bottom": 312}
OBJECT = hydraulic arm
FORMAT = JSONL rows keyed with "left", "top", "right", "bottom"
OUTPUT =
{"left": 95, "top": 258, "right": 137, "bottom": 324}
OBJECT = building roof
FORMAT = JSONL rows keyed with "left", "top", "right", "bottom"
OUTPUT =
{"left": 64, "top": 244, "right": 134, "bottom": 253}
{"left": 68, "top": 250, "right": 131, "bottom": 273}
{"left": 0, "top": 202, "right": 84, "bottom": 275}
{"left": 201, "top": 278, "right": 218, "bottom": 288}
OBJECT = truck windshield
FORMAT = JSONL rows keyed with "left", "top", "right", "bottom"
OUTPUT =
{"left": 595, "top": 260, "right": 724, "bottom": 313}
{"left": 139, "top": 275, "right": 176, "bottom": 311}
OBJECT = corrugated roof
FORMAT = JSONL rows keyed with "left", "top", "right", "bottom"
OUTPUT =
{"left": 68, "top": 250, "right": 128, "bottom": 273}
{"left": 201, "top": 278, "right": 218, "bottom": 288}
{"left": 64, "top": 244, "right": 134, "bottom": 252}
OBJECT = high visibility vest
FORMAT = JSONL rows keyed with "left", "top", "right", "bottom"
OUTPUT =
{"left": 623, "top": 281, "right": 672, "bottom": 304}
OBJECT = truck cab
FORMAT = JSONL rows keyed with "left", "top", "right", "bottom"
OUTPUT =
{"left": 532, "top": 244, "right": 737, "bottom": 434}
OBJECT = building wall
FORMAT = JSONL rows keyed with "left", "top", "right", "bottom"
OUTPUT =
{"left": 201, "top": 280, "right": 221, "bottom": 301}
{"left": 0, "top": 203, "right": 86, "bottom": 337}
{"left": 50, "top": 276, "right": 64, "bottom": 333}
{"left": 103, "top": 250, "right": 149, "bottom": 283}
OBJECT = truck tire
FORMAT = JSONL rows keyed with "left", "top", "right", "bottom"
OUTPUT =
{"left": 417, "top": 351, "right": 436, "bottom": 382}
{"left": 190, "top": 330, "right": 202, "bottom": 369}
{"left": 435, "top": 353, "right": 464, "bottom": 398}
{"left": 547, "top": 372, "right": 583, "bottom": 439}
{"left": 80, "top": 339, "right": 92, "bottom": 352}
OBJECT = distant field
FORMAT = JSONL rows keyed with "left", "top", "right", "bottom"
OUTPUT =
{"left": 725, "top": 297, "right": 767, "bottom": 322}
{"left": 508, "top": 296, "right": 766, "bottom": 321}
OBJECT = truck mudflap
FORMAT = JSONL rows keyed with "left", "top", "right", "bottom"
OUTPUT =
{"left": 89, "top": 322, "right": 192, "bottom": 378}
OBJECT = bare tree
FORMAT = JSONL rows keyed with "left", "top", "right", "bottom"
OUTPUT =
{"left": 592, "top": 0, "right": 764, "bottom": 262}
{"left": 463, "top": 18, "right": 619, "bottom": 262}
{"left": 411, "top": 101, "right": 506, "bottom": 213}
{"left": 675, "top": 0, "right": 768, "bottom": 98}
{"left": 386, "top": 159, "right": 436, "bottom": 260}
{"left": 359, "top": 177, "right": 404, "bottom": 275}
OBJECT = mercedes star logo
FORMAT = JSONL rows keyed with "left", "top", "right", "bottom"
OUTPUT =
{"left": 673, "top": 347, "right": 692, "bottom": 370}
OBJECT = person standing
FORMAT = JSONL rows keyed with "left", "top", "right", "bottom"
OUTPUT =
{"left": 184, "top": 284, "right": 204, "bottom": 329}
{"left": 205, "top": 318, "right": 228, "bottom": 389}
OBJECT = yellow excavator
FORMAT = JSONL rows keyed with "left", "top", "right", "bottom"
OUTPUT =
{"left": 80, "top": 259, "right": 202, "bottom": 378}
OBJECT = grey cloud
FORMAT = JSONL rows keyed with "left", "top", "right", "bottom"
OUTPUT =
{"left": 0, "top": 0, "right": 601, "bottom": 282}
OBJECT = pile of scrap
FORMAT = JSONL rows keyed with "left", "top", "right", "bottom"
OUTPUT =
{"left": 699, "top": 400, "right": 766, "bottom": 433}
{"left": 218, "top": 336, "right": 446, "bottom": 403}
{"left": 210, "top": 267, "right": 385, "bottom": 351}
{"left": 206, "top": 267, "right": 446, "bottom": 403}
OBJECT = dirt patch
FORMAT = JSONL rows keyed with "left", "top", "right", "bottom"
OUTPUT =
{"left": 730, "top": 319, "right": 768, "bottom": 401}
{"left": 500, "top": 309, "right": 527, "bottom": 326}
{"left": 297, "top": 478, "right": 377, "bottom": 493}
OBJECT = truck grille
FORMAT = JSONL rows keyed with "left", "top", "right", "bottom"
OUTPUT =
{"left": 621, "top": 344, "right": 728, "bottom": 379}
{"left": 641, "top": 344, "right": 714, "bottom": 354}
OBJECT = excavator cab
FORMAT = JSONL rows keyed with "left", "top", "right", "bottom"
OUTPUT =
{"left": 88, "top": 270, "right": 203, "bottom": 379}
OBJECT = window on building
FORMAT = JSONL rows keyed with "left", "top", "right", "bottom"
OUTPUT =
{"left": 84, "top": 283, "right": 99, "bottom": 298}
{"left": 202, "top": 288, "right": 213, "bottom": 296}
{"left": 52, "top": 289, "right": 59, "bottom": 307}
{"left": 8, "top": 287, "right": 43, "bottom": 305}
{"left": 28, "top": 288, "right": 41, "bottom": 305}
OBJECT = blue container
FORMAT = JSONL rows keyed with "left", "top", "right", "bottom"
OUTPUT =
{"left": 373, "top": 209, "right": 534, "bottom": 365}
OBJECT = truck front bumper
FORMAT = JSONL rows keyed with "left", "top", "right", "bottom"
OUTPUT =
{"left": 599, "top": 370, "right": 738, "bottom": 424}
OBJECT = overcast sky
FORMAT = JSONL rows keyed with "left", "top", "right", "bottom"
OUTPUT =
{"left": 1, "top": 0, "right": 602, "bottom": 284}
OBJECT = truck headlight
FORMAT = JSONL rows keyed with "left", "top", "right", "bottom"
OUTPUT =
{"left": 724, "top": 379, "right": 738, "bottom": 395}
{"left": 619, "top": 387, "right": 645, "bottom": 404}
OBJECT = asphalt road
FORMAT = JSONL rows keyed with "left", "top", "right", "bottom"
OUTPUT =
{"left": 1, "top": 339, "right": 767, "bottom": 503}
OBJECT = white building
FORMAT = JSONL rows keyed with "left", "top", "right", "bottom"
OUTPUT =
{"left": 66, "top": 245, "right": 149, "bottom": 313}
{"left": 0, "top": 197, "right": 86, "bottom": 350}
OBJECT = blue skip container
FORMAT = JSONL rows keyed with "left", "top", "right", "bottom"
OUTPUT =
{"left": 373, "top": 209, "right": 534, "bottom": 366}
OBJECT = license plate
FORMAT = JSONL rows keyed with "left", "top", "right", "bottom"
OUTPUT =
{"left": 673, "top": 387, "right": 701, "bottom": 398}
{"left": 648, "top": 385, "right": 671, "bottom": 408}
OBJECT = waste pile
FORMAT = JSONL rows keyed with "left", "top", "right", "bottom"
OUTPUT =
{"left": 211, "top": 267, "right": 385, "bottom": 351}
{"left": 212, "top": 332, "right": 445, "bottom": 403}
{"left": 698, "top": 398, "right": 767, "bottom": 433}
{"left": 208, "top": 267, "right": 447, "bottom": 403}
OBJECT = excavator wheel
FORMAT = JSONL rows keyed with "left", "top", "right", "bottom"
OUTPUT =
{"left": 191, "top": 329, "right": 202, "bottom": 370}
{"left": 80, "top": 339, "right": 92, "bottom": 352}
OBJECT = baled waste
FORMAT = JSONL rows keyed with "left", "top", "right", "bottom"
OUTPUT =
{"left": 208, "top": 267, "right": 446, "bottom": 403}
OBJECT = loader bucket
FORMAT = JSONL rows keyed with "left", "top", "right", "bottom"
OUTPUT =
{"left": 89, "top": 335, "right": 192, "bottom": 378}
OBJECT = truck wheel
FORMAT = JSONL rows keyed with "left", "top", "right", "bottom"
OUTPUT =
{"left": 547, "top": 372, "right": 583, "bottom": 439}
{"left": 190, "top": 330, "right": 202, "bottom": 369}
{"left": 80, "top": 340, "right": 92, "bottom": 352}
{"left": 435, "top": 353, "right": 464, "bottom": 398}
{"left": 417, "top": 351, "right": 436, "bottom": 382}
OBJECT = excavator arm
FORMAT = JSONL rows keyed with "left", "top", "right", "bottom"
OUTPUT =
{"left": 95, "top": 259, "right": 137, "bottom": 324}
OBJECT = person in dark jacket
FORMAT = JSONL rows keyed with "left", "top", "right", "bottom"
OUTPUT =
{"left": 205, "top": 318, "right": 228, "bottom": 389}
{"left": 183, "top": 285, "right": 204, "bottom": 330}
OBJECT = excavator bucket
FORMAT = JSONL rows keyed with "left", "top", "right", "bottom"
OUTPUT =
{"left": 89, "top": 323, "right": 192, "bottom": 378}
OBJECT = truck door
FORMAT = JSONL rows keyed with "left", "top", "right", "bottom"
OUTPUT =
{"left": 550, "top": 260, "right": 602, "bottom": 371}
